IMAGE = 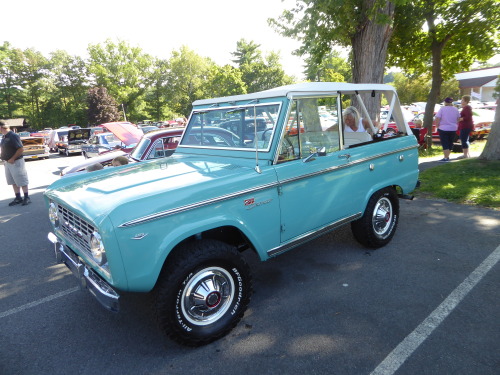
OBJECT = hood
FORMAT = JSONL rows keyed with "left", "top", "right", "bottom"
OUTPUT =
{"left": 45, "top": 154, "right": 276, "bottom": 227}
{"left": 101, "top": 122, "right": 143, "bottom": 146}
{"left": 68, "top": 128, "right": 91, "bottom": 143}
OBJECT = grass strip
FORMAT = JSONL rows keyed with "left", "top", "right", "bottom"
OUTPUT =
{"left": 416, "top": 159, "right": 500, "bottom": 209}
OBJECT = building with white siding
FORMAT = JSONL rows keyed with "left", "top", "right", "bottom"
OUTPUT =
{"left": 454, "top": 67, "right": 499, "bottom": 102}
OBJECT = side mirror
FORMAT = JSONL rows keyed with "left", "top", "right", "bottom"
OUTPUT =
{"left": 303, "top": 147, "right": 327, "bottom": 163}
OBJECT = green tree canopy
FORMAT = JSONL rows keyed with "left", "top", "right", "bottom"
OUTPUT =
{"left": 231, "top": 39, "right": 262, "bottom": 66}
{"left": 19, "top": 48, "right": 50, "bottom": 128}
{"left": 388, "top": 0, "right": 500, "bottom": 142}
{"left": 87, "top": 40, "right": 154, "bottom": 122}
{"left": 232, "top": 39, "right": 294, "bottom": 93}
{"left": 1, "top": 38, "right": 300, "bottom": 128}
{"left": 270, "top": 0, "right": 399, "bottom": 116}
{"left": 0, "top": 42, "right": 24, "bottom": 118}
{"left": 204, "top": 64, "right": 247, "bottom": 99}
{"left": 46, "top": 50, "right": 89, "bottom": 126}
{"left": 166, "top": 46, "right": 212, "bottom": 116}
{"left": 304, "top": 50, "right": 351, "bottom": 82}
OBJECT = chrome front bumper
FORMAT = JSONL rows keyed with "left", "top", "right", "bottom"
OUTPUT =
{"left": 48, "top": 232, "right": 120, "bottom": 312}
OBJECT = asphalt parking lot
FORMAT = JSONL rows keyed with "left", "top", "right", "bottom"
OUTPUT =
{"left": 0, "top": 154, "right": 499, "bottom": 375}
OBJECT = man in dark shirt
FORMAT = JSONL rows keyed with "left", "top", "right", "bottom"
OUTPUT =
{"left": 0, "top": 121, "right": 31, "bottom": 206}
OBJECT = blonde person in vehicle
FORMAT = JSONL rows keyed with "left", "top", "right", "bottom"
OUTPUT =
{"left": 343, "top": 106, "right": 378, "bottom": 134}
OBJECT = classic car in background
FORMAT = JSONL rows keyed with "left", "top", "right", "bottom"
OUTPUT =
{"left": 21, "top": 136, "right": 50, "bottom": 160}
{"left": 82, "top": 122, "right": 143, "bottom": 158}
{"left": 413, "top": 108, "right": 493, "bottom": 141}
{"left": 46, "top": 129, "right": 69, "bottom": 152}
{"left": 81, "top": 132, "right": 126, "bottom": 158}
{"left": 61, "top": 127, "right": 184, "bottom": 176}
{"left": 57, "top": 128, "right": 92, "bottom": 156}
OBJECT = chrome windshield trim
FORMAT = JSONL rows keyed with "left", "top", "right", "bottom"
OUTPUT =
{"left": 119, "top": 182, "right": 279, "bottom": 227}
{"left": 267, "top": 213, "right": 362, "bottom": 257}
{"left": 179, "top": 101, "right": 283, "bottom": 153}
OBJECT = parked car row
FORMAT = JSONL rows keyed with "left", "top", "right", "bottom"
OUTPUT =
{"left": 8, "top": 123, "right": 185, "bottom": 172}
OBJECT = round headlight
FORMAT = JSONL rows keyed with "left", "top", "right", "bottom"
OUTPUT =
{"left": 90, "top": 231, "right": 107, "bottom": 266}
{"left": 48, "top": 202, "right": 59, "bottom": 228}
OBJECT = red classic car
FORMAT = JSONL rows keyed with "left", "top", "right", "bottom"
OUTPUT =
{"left": 412, "top": 108, "right": 493, "bottom": 141}
{"left": 61, "top": 127, "right": 184, "bottom": 176}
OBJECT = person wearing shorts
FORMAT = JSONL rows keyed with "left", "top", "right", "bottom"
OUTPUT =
{"left": 435, "top": 97, "right": 460, "bottom": 162}
{"left": 0, "top": 121, "right": 31, "bottom": 206}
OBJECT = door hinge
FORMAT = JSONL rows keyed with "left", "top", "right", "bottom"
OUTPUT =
{"left": 280, "top": 224, "right": 286, "bottom": 232}
{"left": 277, "top": 185, "right": 283, "bottom": 195}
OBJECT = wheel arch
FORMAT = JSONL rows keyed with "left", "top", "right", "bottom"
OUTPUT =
{"left": 152, "top": 223, "right": 259, "bottom": 290}
{"left": 359, "top": 184, "right": 400, "bottom": 215}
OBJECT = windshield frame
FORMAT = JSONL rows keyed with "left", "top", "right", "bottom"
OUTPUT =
{"left": 130, "top": 137, "right": 151, "bottom": 161}
{"left": 178, "top": 102, "right": 282, "bottom": 152}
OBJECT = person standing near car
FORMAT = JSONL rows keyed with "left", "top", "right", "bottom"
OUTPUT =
{"left": 435, "top": 97, "right": 460, "bottom": 162}
{"left": 0, "top": 121, "right": 31, "bottom": 206}
{"left": 458, "top": 95, "right": 474, "bottom": 159}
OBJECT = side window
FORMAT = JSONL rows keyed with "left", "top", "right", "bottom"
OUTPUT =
{"left": 165, "top": 136, "right": 181, "bottom": 149}
{"left": 148, "top": 136, "right": 182, "bottom": 159}
{"left": 148, "top": 139, "right": 163, "bottom": 159}
{"left": 278, "top": 96, "right": 340, "bottom": 163}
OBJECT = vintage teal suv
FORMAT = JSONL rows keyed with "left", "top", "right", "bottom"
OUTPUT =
{"left": 46, "top": 83, "right": 419, "bottom": 346}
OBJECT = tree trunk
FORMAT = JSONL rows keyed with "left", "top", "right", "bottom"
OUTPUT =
{"left": 424, "top": 40, "right": 444, "bottom": 149}
{"left": 351, "top": 1, "right": 395, "bottom": 118}
{"left": 478, "top": 100, "right": 500, "bottom": 160}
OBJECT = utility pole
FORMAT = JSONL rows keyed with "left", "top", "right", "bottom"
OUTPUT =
{"left": 122, "top": 104, "right": 127, "bottom": 122}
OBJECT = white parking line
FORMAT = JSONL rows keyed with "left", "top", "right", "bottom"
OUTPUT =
{"left": 371, "top": 244, "right": 500, "bottom": 375}
{"left": 0, "top": 287, "right": 79, "bottom": 319}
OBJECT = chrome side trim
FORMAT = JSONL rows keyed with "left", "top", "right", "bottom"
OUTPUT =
{"left": 119, "top": 145, "right": 416, "bottom": 228}
{"left": 278, "top": 145, "right": 417, "bottom": 186}
{"left": 267, "top": 213, "right": 362, "bottom": 257}
{"left": 119, "top": 181, "right": 280, "bottom": 227}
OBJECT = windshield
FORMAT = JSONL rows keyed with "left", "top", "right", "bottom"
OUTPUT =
{"left": 180, "top": 103, "right": 280, "bottom": 151}
{"left": 130, "top": 137, "right": 151, "bottom": 160}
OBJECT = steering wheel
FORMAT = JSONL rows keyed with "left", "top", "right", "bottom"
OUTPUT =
{"left": 261, "top": 128, "right": 273, "bottom": 141}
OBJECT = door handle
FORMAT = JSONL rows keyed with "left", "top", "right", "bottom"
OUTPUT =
{"left": 338, "top": 153, "right": 351, "bottom": 161}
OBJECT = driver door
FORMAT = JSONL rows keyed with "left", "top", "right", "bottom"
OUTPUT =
{"left": 274, "top": 96, "right": 356, "bottom": 243}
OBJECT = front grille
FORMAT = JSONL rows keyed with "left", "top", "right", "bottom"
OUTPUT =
{"left": 57, "top": 205, "right": 94, "bottom": 256}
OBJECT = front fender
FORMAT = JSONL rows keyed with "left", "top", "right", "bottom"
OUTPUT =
{"left": 112, "top": 188, "right": 281, "bottom": 292}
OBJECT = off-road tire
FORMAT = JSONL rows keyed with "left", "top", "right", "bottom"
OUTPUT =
{"left": 351, "top": 187, "right": 399, "bottom": 248}
{"left": 153, "top": 239, "right": 252, "bottom": 346}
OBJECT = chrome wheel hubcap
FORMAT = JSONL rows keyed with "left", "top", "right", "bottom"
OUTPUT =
{"left": 372, "top": 197, "right": 393, "bottom": 236}
{"left": 181, "top": 267, "right": 235, "bottom": 326}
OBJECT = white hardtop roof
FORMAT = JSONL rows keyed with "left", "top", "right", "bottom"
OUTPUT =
{"left": 193, "top": 82, "right": 397, "bottom": 106}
